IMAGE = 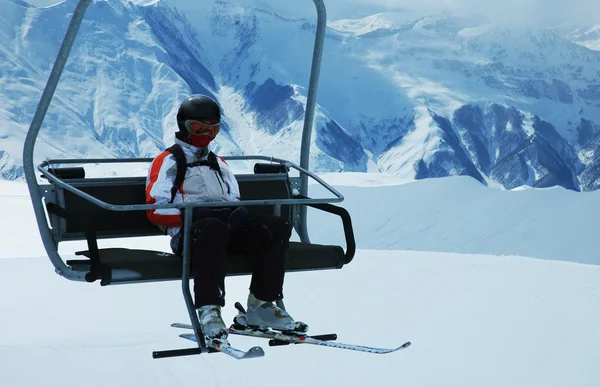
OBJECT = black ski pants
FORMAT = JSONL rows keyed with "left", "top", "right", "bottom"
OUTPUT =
{"left": 174, "top": 214, "right": 292, "bottom": 308}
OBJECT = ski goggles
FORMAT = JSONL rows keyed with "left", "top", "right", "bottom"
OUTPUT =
{"left": 185, "top": 119, "right": 220, "bottom": 137}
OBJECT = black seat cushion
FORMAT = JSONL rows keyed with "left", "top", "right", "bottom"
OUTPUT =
{"left": 71, "top": 242, "right": 345, "bottom": 285}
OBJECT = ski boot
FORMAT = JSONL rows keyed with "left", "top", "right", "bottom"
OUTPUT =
{"left": 197, "top": 304, "right": 228, "bottom": 340}
{"left": 234, "top": 293, "right": 308, "bottom": 333}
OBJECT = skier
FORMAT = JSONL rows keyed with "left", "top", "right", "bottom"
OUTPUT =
{"left": 145, "top": 94, "right": 304, "bottom": 340}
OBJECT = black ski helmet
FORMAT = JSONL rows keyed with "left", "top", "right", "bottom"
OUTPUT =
{"left": 176, "top": 94, "right": 221, "bottom": 137}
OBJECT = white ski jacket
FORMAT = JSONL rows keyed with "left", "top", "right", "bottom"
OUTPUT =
{"left": 145, "top": 138, "right": 240, "bottom": 236}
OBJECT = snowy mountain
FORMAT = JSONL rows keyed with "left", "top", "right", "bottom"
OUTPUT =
{"left": 2, "top": 0, "right": 600, "bottom": 190}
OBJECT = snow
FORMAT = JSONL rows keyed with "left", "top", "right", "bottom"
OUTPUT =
{"left": 457, "top": 23, "right": 496, "bottom": 37}
{"left": 308, "top": 174, "right": 600, "bottom": 265}
{"left": 1, "top": 174, "right": 599, "bottom": 386}
{"left": 565, "top": 25, "right": 600, "bottom": 51}
{"left": 328, "top": 12, "right": 419, "bottom": 35}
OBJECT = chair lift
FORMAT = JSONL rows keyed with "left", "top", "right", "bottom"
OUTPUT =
{"left": 22, "top": 0, "right": 355, "bottom": 358}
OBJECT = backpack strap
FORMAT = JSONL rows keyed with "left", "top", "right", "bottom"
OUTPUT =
{"left": 208, "top": 152, "right": 222, "bottom": 175}
{"left": 188, "top": 152, "right": 224, "bottom": 179}
{"left": 207, "top": 152, "right": 229, "bottom": 194}
{"left": 166, "top": 145, "right": 229, "bottom": 202}
{"left": 166, "top": 144, "right": 188, "bottom": 204}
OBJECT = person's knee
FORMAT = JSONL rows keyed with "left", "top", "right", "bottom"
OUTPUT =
{"left": 263, "top": 216, "right": 292, "bottom": 242}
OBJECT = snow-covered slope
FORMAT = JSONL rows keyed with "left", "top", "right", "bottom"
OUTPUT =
{"left": 1, "top": 176, "right": 599, "bottom": 386}
{"left": 2, "top": 0, "right": 600, "bottom": 191}
{"left": 308, "top": 174, "right": 600, "bottom": 265}
{"left": 3, "top": 249, "right": 599, "bottom": 387}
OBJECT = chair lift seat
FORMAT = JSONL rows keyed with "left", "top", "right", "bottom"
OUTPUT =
{"left": 45, "top": 170, "right": 353, "bottom": 286}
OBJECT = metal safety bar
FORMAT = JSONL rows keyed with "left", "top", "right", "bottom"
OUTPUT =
{"left": 38, "top": 154, "right": 343, "bottom": 213}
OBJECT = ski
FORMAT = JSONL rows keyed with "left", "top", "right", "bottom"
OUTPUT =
{"left": 178, "top": 332, "right": 265, "bottom": 360}
{"left": 171, "top": 322, "right": 411, "bottom": 355}
{"left": 229, "top": 326, "right": 411, "bottom": 354}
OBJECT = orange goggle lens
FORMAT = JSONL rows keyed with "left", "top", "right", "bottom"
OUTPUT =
{"left": 185, "top": 120, "right": 220, "bottom": 137}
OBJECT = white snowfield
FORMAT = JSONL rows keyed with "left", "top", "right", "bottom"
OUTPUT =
{"left": 308, "top": 174, "right": 600, "bottom": 265}
{"left": 1, "top": 174, "right": 599, "bottom": 387}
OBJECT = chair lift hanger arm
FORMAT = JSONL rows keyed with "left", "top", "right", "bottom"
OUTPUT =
{"left": 22, "top": 0, "right": 94, "bottom": 282}
{"left": 297, "top": 0, "right": 327, "bottom": 244}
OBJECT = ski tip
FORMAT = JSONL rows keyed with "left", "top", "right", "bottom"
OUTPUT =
{"left": 171, "top": 322, "right": 194, "bottom": 330}
{"left": 397, "top": 341, "right": 411, "bottom": 350}
{"left": 179, "top": 333, "right": 197, "bottom": 343}
{"left": 242, "top": 346, "right": 265, "bottom": 359}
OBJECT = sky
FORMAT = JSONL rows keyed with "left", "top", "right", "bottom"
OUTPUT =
{"left": 24, "top": 0, "right": 600, "bottom": 26}
{"left": 1, "top": 174, "right": 599, "bottom": 386}
{"left": 324, "top": 0, "right": 600, "bottom": 26}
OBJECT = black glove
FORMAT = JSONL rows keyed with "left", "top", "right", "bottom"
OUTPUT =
{"left": 227, "top": 206, "right": 250, "bottom": 232}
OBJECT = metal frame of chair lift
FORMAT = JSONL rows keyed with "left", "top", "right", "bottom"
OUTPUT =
{"left": 22, "top": 0, "right": 354, "bottom": 358}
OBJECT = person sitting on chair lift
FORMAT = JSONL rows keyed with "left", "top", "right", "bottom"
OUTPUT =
{"left": 145, "top": 94, "right": 306, "bottom": 340}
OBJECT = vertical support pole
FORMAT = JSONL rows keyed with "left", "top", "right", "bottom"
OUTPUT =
{"left": 22, "top": 0, "right": 93, "bottom": 281}
{"left": 297, "top": 0, "right": 327, "bottom": 243}
{"left": 181, "top": 206, "right": 204, "bottom": 347}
